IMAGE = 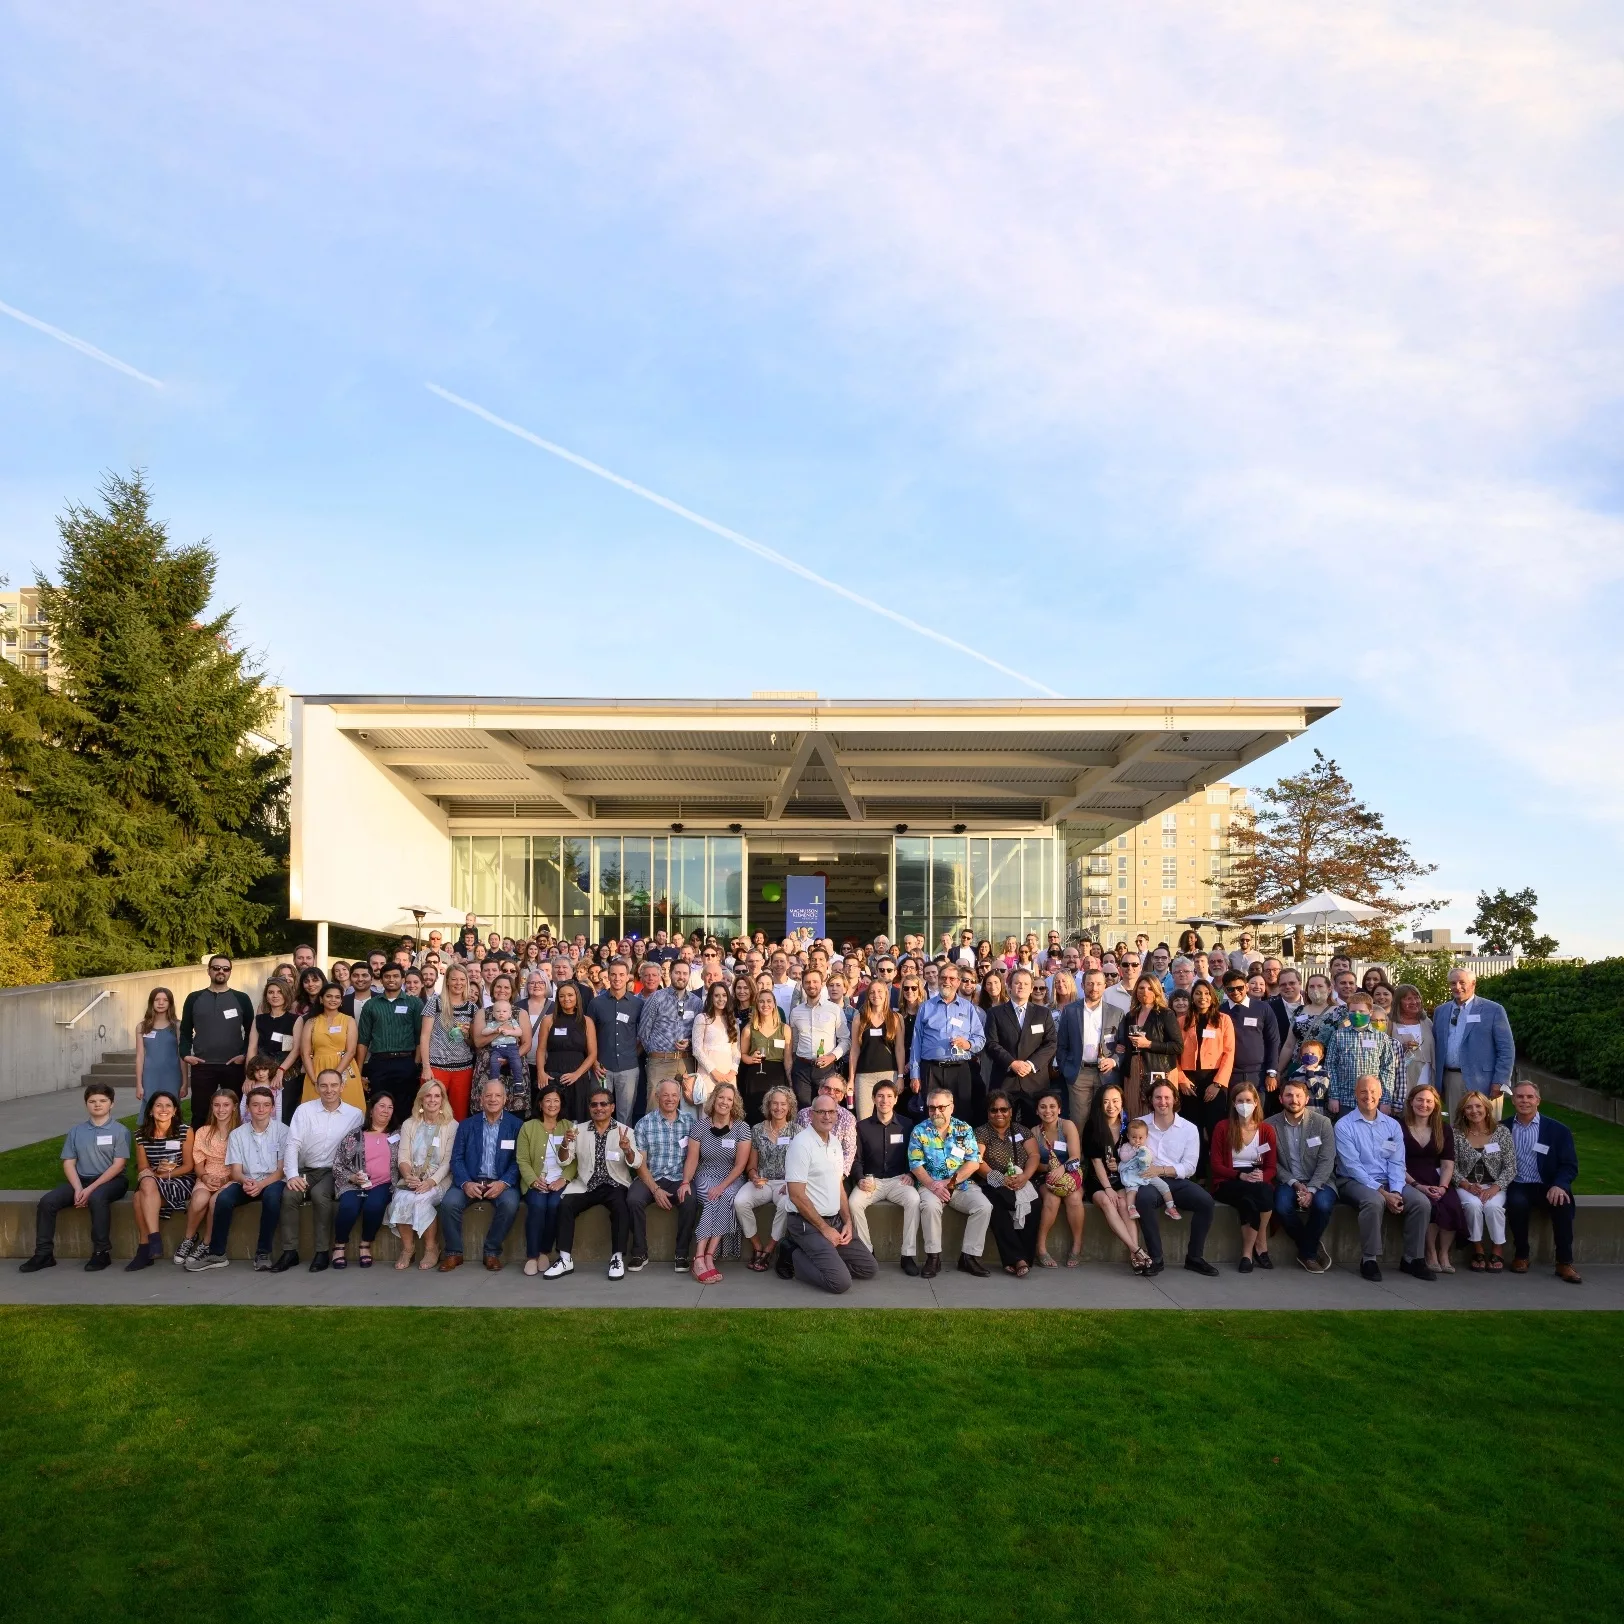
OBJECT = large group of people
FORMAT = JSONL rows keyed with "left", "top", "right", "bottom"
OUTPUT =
{"left": 19, "top": 922, "right": 1582, "bottom": 1289}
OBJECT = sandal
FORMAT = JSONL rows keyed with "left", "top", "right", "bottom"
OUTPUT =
{"left": 1131, "top": 1248, "right": 1151, "bottom": 1273}
{"left": 331, "top": 1245, "right": 347, "bottom": 1270}
{"left": 1013, "top": 1260, "right": 1029, "bottom": 1278}
{"left": 1469, "top": 1249, "right": 1487, "bottom": 1272}
{"left": 1487, "top": 1255, "right": 1505, "bottom": 1272}
{"left": 1065, "top": 1251, "right": 1082, "bottom": 1268}
{"left": 394, "top": 1248, "right": 414, "bottom": 1271}
{"left": 419, "top": 1247, "right": 440, "bottom": 1271}
{"left": 748, "top": 1249, "right": 772, "bottom": 1272}
{"left": 1038, "top": 1252, "right": 1059, "bottom": 1268}
{"left": 358, "top": 1244, "right": 373, "bottom": 1269}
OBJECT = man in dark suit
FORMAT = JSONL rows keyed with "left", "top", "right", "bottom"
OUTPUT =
{"left": 1505, "top": 1080, "right": 1581, "bottom": 1283}
{"left": 986, "top": 967, "right": 1057, "bottom": 1127}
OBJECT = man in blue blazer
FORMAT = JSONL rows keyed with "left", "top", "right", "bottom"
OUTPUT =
{"left": 1432, "top": 967, "right": 1515, "bottom": 1116}
{"left": 1505, "top": 1080, "right": 1580, "bottom": 1283}
{"left": 439, "top": 1077, "right": 523, "bottom": 1272}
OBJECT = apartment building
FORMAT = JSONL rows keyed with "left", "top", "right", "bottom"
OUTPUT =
{"left": 0, "top": 586, "right": 57, "bottom": 683}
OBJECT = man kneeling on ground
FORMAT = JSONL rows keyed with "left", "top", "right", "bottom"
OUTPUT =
{"left": 780, "top": 1095, "right": 877, "bottom": 1294}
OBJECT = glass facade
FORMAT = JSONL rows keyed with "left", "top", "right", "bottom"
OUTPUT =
{"left": 452, "top": 834, "right": 744, "bottom": 943}
{"left": 454, "top": 831, "right": 1059, "bottom": 946}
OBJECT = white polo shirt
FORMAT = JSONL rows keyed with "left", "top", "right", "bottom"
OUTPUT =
{"left": 784, "top": 1125, "right": 845, "bottom": 1218}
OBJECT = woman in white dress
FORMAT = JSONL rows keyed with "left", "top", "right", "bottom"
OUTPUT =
{"left": 388, "top": 1079, "right": 455, "bottom": 1270}
{"left": 690, "top": 979, "right": 740, "bottom": 1116}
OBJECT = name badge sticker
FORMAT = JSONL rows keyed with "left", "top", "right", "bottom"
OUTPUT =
{"left": 499, "top": 1139, "right": 515, "bottom": 1150}
{"left": 1243, "top": 1016, "right": 1258, "bottom": 1027}
{"left": 1030, "top": 1023, "right": 1043, "bottom": 1034}
{"left": 616, "top": 1012, "right": 630, "bottom": 1023}
{"left": 889, "top": 1132, "right": 904, "bottom": 1144}
{"left": 394, "top": 1003, "right": 408, "bottom": 1014}
{"left": 1467, "top": 1014, "right": 1482, "bottom": 1024}
{"left": 1535, "top": 1142, "right": 1550, "bottom": 1154}
{"left": 222, "top": 1007, "right": 240, "bottom": 1020}
{"left": 721, "top": 1138, "right": 736, "bottom": 1149}
{"left": 96, "top": 1134, "right": 113, "bottom": 1146}
{"left": 274, "top": 1032, "right": 291, "bottom": 1048}
{"left": 1307, "top": 1136, "right": 1321, "bottom": 1146}
{"left": 777, "top": 1135, "right": 793, "bottom": 1146}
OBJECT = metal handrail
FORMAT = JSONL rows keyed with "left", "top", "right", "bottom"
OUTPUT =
{"left": 56, "top": 988, "right": 113, "bottom": 1028}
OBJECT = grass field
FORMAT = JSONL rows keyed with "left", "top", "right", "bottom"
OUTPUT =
{"left": 0, "top": 1308, "right": 1619, "bottom": 1623}
{"left": 4, "top": 1102, "right": 1622, "bottom": 1192}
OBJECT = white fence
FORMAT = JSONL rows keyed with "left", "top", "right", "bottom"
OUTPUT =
{"left": 1296, "top": 955, "right": 1516, "bottom": 980}
{"left": 0, "top": 957, "right": 282, "bottom": 1105}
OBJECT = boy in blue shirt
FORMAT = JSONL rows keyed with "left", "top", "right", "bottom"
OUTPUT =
{"left": 21, "top": 1082, "right": 132, "bottom": 1273}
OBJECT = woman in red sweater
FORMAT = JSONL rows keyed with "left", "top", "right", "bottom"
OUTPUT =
{"left": 1209, "top": 1081, "right": 1278, "bottom": 1274}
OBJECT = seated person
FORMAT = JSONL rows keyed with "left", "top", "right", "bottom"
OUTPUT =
{"left": 275, "top": 1068, "right": 364, "bottom": 1273}
{"left": 127, "top": 1092, "right": 195, "bottom": 1271}
{"left": 849, "top": 1080, "right": 924, "bottom": 1275}
{"left": 1334, "top": 1072, "right": 1431, "bottom": 1282}
{"left": 20, "top": 1082, "right": 131, "bottom": 1274}
{"left": 1030, "top": 1092, "right": 1086, "bottom": 1268}
{"left": 331, "top": 1094, "right": 399, "bottom": 1268}
{"left": 1504, "top": 1080, "right": 1581, "bottom": 1284}
{"left": 1208, "top": 1081, "right": 1278, "bottom": 1273}
{"left": 186, "top": 1084, "right": 287, "bottom": 1271}
{"left": 737, "top": 1085, "right": 798, "bottom": 1271}
{"left": 516, "top": 1084, "right": 573, "bottom": 1276}
{"left": 1452, "top": 1089, "right": 1514, "bottom": 1272}
{"left": 438, "top": 1079, "right": 522, "bottom": 1272}
{"left": 1269, "top": 1078, "right": 1338, "bottom": 1272}
{"left": 906, "top": 1088, "right": 994, "bottom": 1279}
{"left": 174, "top": 1088, "right": 241, "bottom": 1267}
{"left": 544, "top": 1087, "right": 644, "bottom": 1280}
{"left": 1118, "top": 1118, "right": 1176, "bottom": 1217}
{"left": 1130, "top": 1083, "right": 1219, "bottom": 1277}
{"left": 629, "top": 1078, "right": 700, "bottom": 1273}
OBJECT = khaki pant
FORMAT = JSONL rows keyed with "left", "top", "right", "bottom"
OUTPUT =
{"left": 279, "top": 1167, "right": 335, "bottom": 1254}
{"left": 918, "top": 1181, "right": 992, "bottom": 1258}
{"left": 1442, "top": 1068, "right": 1503, "bottom": 1121}
{"left": 849, "top": 1175, "right": 921, "bottom": 1258}
{"left": 1068, "top": 1062, "right": 1116, "bottom": 1131}
{"left": 645, "top": 1054, "right": 690, "bottom": 1099}
{"left": 733, "top": 1178, "right": 785, "bottom": 1240}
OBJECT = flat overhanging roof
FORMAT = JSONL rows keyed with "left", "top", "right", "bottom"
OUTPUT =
{"left": 295, "top": 694, "right": 1338, "bottom": 833}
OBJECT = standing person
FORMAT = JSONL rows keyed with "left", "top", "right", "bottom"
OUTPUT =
{"left": 628, "top": 1078, "right": 700, "bottom": 1273}
{"left": 895, "top": 973, "right": 930, "bottom": 1125}
{"left": 517, "top": 1085, "right": 573, "bottom": 1276}
{"left": 786, "top": 968, "right": 849, "bottom": 1109}
{"left": 1325, "top": 992, "right": 1399, "bottom": 1117}
{"left": 972, "top": 1091, "right": 1039, "bottom": 1277}
{"left": 1175, "top": 980, "right": 1235, "bottom": 1175}
{"left": 907, "top": 1087, "right": 994, "bottom": 1279}
{"left": 637, "top": 959, "right": 701, "bottom": 1105}
{"left": 682, "top": 1083, "right": 751, "bottom": 1283}
{"left": 986, "top": 967, "right": 1058, "bottom": 1129}
{"left": 298, "top": 982, "right": 363, "bottom": 1109}
{"left": 739, "top": 983, "right": 792, "bottom": 1123}
{"left": 126, "top": 1093, "right": 195, "bottom": 1270}
{"left": 330, "top": 1094, "right": 399, "bottom": 1269}
{"left": 419, "top": 963, "right": 479, "bottom": 1122}
{"left": 588, "top": 958, "right": 644, "bottom": 1124}
{"left": 1400, "top": 1084, "right": 1464, "bottom": 1275}
{"left": 690, "top": 980, "right": 741, "bottom": 1117}
{"left": 1334, "top": 1073, "right": 1433, "bottom": 1283}
{"left": 908, "top": 963, "right": 986, "bottom": 1124}
{"left": 850, "top": 1079, "right": 927, "bottom": 1275}
{"left": 1504, "top": 1081, "right": 1581, "bottom": 1284}
{"left": 1208, "top": 1082, "right": 1278, "bottom": 1273}
{"left": 1279, "top": 973, "right": 1336, "bottom": 1070}
{"left": 174, "top": 1089, "right": 240, "bottom": 1267}
{"left": 1220, "top": 969, "right": 1281, "bottom": 1108}
{"left": 1055, "top": 968, "right": 1123, "bottom": 1134}
{"left": 545, "top": 1087, "right": 642, "bottom": 1281}
{"left": 848, "top": 981, "right": 906, "bottom": 1122}
{"left": 1269, "top": 1079, "right": 1338, "bottom": 1273}
{"left": 178, "top": 956, "right": 255, "bottom": 1126}
{"left": 1390, "top": 984, "right": 1436, "bottom": 1106}
{"left": 1453, "top": 1090, "right": 1514, "bottom": 1272}
{"left": 537, "top": 980, "right": 596, "bottom": 1121}
{"left": 1030, "top": 1092, "right": 1086, "bottom": 1268}
{"left": 185, "top": 1084, "right": 288, "bottom": 1273}
{"left": 19, "top": 1083, "right": 130, "bottom": 1275}
{"left": 1082, "top": 1085, "right": 1147, "bottom": 1271}
{"left": 276, "top": 1069, "right": 363, "bottom": 1273}
{"left": 1112, "top": 976, "right": 1183, "bottom": 1121}
{"left": 438, "top": 1078, "right": 523, "bottom": 1273}
{"left": 737, "top": 1084, "right": 798, "bottom": 1271}
{"left": 388, "top": 1080, "right": 455, "bottom": 1271}
{"left": 1433, "top": 968, "right": 1516, "bottom": 1118}
{"left": 245, "top": 978, "right": 299, "bottom": 1099}
{"left": 780, "top": 1095, "right": 878, "bottom": 1294}
{"left": 357, "top": 964, "right": 425, "bottom": 1127}
{"left": 134, "top": 988, "right": 184, "bottom": 1108}
{"left": 1129, "top": 1080, "right": 1219, "bottom": 1279}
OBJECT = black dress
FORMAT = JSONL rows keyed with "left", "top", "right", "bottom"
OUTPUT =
{"left": 541, "top": 1014, "right": 591, "bottom": 1117}
{"left": 1082, "top": 1117, "right": 1125, "bottom": 1196}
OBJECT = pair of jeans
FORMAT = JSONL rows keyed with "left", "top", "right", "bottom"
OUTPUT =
{"left": 1272, "top": 1181, "right": 1337, "bottom": 1259}
{"left": 207, "top": 1179, "right": 284, "bottom": 1256}
{"left": 439, "top": 1184, "right": 521, "bottom": 1257}
{"left": 1134, "top": 1179, "right": 1215, "bottom": 1263}
{"left": 35, "top": 1176, "right": 129, "bottom": 1254}
{"left": 334, "top": 1184, "right": 392, "bottom": 1244}
{"left": 524, "top": 1187, "right": 563, "bottom": 1257}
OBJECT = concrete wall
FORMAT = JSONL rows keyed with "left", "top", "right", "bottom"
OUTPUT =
{"left": 289, "top": 698, "right": 450, "bottom": 932}
{"left": 0, "top": 957, "right": 282, "bottom": 1105}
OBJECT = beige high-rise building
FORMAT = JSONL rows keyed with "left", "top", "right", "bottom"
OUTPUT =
{"left": 1069, "top": 783, "right": 1250, "bottom": 943}
{"left": 0, "top": 586, "right": 59, "bottom": 684}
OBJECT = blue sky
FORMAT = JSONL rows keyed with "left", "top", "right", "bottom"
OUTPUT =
{"left": 1, "top": 2, "right": 1620, "bottom": 952}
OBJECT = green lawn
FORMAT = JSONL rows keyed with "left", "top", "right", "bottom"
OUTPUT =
{"left": 0, "top": 1309, "right": 1619, "bottom": 1624}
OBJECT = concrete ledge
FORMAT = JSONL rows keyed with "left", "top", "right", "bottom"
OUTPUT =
{"left": 4, "top": 1191, "right": 1619, "bottom": 1268}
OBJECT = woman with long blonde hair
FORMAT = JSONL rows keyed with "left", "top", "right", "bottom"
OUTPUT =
{"left": 683, "top": 1081, "right": 750, "bottom": 1282}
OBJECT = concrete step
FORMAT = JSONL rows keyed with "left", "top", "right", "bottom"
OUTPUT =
{"left": 3, "top": 1189, "right": 1617, "bottom": 1268}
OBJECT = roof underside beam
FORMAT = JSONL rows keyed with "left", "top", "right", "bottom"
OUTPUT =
{"left": 1043, "top": 732, "right": 1166, "bottom": 824}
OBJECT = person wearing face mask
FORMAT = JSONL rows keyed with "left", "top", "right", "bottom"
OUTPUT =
{"left": 1208, "top": 1083, "right": 1279, "bottom": 1273}
{"left": 1325, "top": 991, "right": 1399, "bottom": 1117}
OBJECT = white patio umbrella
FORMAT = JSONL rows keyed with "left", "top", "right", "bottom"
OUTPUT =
{"left": 1261, "top": 891, "right": 1383, "bottom": 955}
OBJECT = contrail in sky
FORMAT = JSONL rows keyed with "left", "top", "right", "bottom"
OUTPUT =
{"left": 0, "top": 298, "right": 163, "bottom": 388}
{"left": 426, "top": 383, "right": 1059, "bottom": 696}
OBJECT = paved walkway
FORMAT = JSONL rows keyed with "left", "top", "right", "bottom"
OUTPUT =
{"left": 0, "top": 1258, "right": 1613, "bottom": 1311}
{"left": 0, "top": 1089, "right": 102, "bottom": 1153}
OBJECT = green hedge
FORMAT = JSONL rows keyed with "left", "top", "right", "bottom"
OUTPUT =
{"left": 1477, "top": 959, "right": 1624, "bottom": 1097}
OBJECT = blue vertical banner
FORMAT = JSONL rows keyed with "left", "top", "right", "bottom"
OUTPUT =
{"left": 785, "top": 874, "right": 826, "bottom": 939}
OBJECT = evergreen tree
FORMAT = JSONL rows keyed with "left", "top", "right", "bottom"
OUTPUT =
{"left": 0, "top": 472, "right": 284, "bottom": 975}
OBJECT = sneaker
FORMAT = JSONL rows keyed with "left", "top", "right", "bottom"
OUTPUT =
{"left": 19, "top": 1253, "right": 56, "bottom": 1274}
{"left": 673, "top": 1256, "right": 691, "bottom": 1274}
{"left": 253, "top": 1252, "right": 274, "bottom": 1272}
{"left": 1360, "top": 1258, "right": 1382, "bottom": 1282}
{"left": 1164, "top": 1204, "right": 1182, "bottom": 1221}
{"left": 185, "top": 1251, "right": 229, "bottom": 1273}
{"left": 608, "top": 1253, "right": 626, "bottom": 1280}
{"left": 1297, "top": 1253, "right": 1318, "bottom": 1273}
{"left": 900, "top": 1255, "right": 921, "bottom": 1277}
{"left": 626, "top": 1254, "right": 649, "bottom": 1272}
{"left": 172, "top": 1237, "right": 198, "bottom": 1266}
{"left": 84, "top": 1251, "right": 111, "bottom": 1272}
{"left": 1315, "top": 1241, "right": 1334, "bottom": 1273}
{"left": 543, "top": 1254, "right": 575, "bottom": 1279}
